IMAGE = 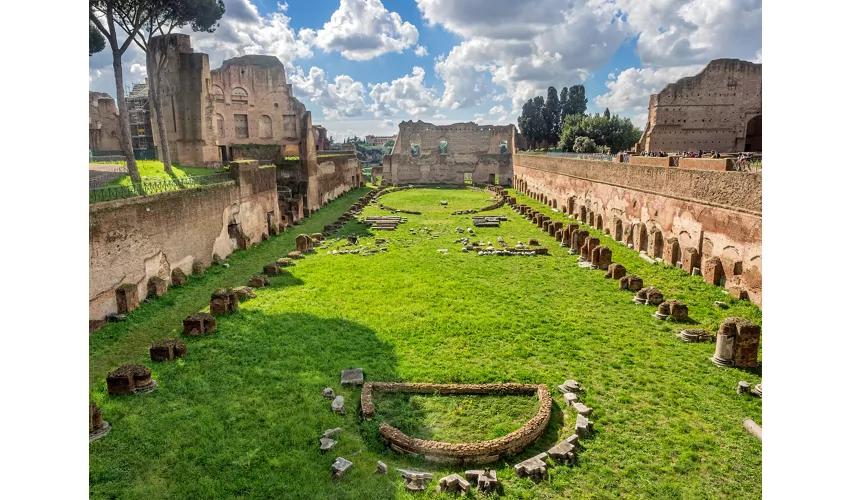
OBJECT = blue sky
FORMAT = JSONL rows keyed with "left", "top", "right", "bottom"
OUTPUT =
{"left": 89, "top": 0, "right": 762, "bottom": 141}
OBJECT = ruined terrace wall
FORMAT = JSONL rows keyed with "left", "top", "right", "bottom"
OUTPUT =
{"left": 513, "top": 155, "right": 762, "bottom": 306}
{"left": 316, "top": 154, "right": 364, "bottom": 206}
{"left": 89, "top": 164, "right": 279, "bottom": 320}
{"left": 640, "top": 59, "right": 762, "bottom": 153}
{"left": 388, "top": 121, "right": 514, "bottom": 185}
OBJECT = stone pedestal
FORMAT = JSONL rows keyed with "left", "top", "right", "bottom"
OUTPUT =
{"left": 681, "top": 247, "right": 700, "bottom": 274}
{"left": 147, "top": 276, "right": 168, "bottom": 297}
{"left": 115, "top": 284, "right": 139, "bottom": 314}
{"left": 619, "top": 274, "right": 643, "bottom": 291}
{"left": 106, "top": 364, "right": 156, "bottom": 396}
{"left": 150, "top": 339, "right": 187, "bottom": 361}
{"left": 171, "top": 268, "right": 188, "bottom": 286}
{"left": 702, "top": 256, "right": 724, "bottom": 286}
{"left": 605, "top": 263, "right": 626, "bottom": 280}
{"left": 296, "top": 234, "right": 313, "bottom": 252}
{"left": 183, "top": 312, "right": 216, "bottom": 335}
{"left": 89, "top": 402, "right": 111, "bottom": 442}
{"left": 210, "top": 289, "right": 239, "bottom": 315}
{"left": 712, "top": 317, "right": 761, "bottom": 368}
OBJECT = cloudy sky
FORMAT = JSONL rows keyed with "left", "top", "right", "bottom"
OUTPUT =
{"left": 89, "top": 0, "right": 762, "bottom": 141}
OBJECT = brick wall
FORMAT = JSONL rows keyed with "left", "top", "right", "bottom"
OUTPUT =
{"left": 89, "top": 162, "right": 279, "bottom": 320}
{"left": 514, "top": 155, "right": 762, "bottom": 306}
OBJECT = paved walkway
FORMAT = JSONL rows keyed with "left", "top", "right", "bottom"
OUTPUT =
{"left": 89, "top": 163, "right": 126, "bottom": 187}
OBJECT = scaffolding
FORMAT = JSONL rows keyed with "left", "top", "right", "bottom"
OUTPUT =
{"left": 125, "top": 81, "right": 154, "bottom": 151}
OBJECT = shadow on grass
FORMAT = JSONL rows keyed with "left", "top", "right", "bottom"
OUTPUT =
{"left": 91, "top": 312, "right": 404, "bottom": 499}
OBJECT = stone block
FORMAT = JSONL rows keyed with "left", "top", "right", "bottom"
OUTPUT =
{"left": 677, "top": 328, "right": 714, "bottom": 342}
{"left": 465, "top": 469, "right": 499, "bottom": 493}
{"left": 115, "top": 284, "right": 139, "bottom": 314}
{"left": 712, "top": 317, "right": 761, "bottom": 368}
{"left": 322, "top": 388, "right": 335, "bottom": 399}
{"left": 728, "top": 285, "right": 749, "bottom": 301}
{"left": 320, "top": 438, "right": 338, "bottom": 453}
{"left": 331, "top": 457, "right": 352, "bottom": 479}
{"left": 171, "top": 268, "right": 188, "bottom": 287}
{"left": 399, "top": 470, "right": 434, "bottom": 491}
{"left": 563, "top": 392, "right": 580, "bottom": 406}
{"left": 702, "top": 256, "right": 725, "bottom": 286}
{"left": 89, "top": 402, "right": 111, "bottom": 442}
{"left": 332, "top": 396, "right": 345, "bottom": 414}
{"left": 514, "top": 452, "right": 548, "bottom": 483}
{"left": 572, "top": 402, "right": 593, "bottom": 416}
{"left": 619, "top": 274, "right": 643, "bottom": 291}
{"left": 548, "top": 437, "right": 577, "bottom": 463}
{"left": 681, "top": 247, "right": 700, "bottom": 274}
{"left": 341, "top": 368, "right": 364, "bottom": 385}
{"left": 210, "top": 288, "right": 239, "bottom": 315}
{"left": 150, "top": 339, "right": 187, "bottom": 362}
{"left": 591, "top": 245, "right": 612, "bottom": 269}
{"left": 558, "top": 380, "right": 583, "bottom": 393}
{"left": 288, "top": 251, "right": 304, "bottom": 259}
{"left": 437, "top": 473, "right": 470, "bottom": 493}
{"left": 296, "top": 234, "right": 313, "bottom": 252}
{"left": 576, "top": 413, "right": 594, "bottom": 437}
{"left": 191, "top": 261, "right": 206, "bottom": 276}
{"left": 183, "top": 312, "right": 216, "bottom": 335}
{"left": 276, "top": 258, "right": 295, "bottom": 268}
{"left": 605, "top": 263, "right": 627, "bottom": 280}
{"left": 249, "top": 275, "right": 270, "bottom": 288}
{"left": 529, "top": 238, "right": 539, "bottom": 246}
{"left": 263, "top": 263, "right": 282, "bottom": 276}
{"left": 107, "top": 363, "right": 155, "bottom": 396}
{"left": 312, "top": 232, "right": 324, "bottom": 242}
{"left": 635, "top": 287, "right": 664, "bottom": 306}
{"left": 232, "top": 286, "right": 256, "bottom": 301}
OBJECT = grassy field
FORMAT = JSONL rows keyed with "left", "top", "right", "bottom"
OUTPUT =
{"left": 94, "top": 160, "right": 227, "bottom": 187}
{"left": 89, "top": 186, "right": 762, "bottom": 499}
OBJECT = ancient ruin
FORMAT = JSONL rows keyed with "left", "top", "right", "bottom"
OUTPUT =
{"left": 383, "top": 120, "right": 515, "bottom": 185}
{"left": 637, "top": 59, "right": 762, "bottom": 153}
{"left": 106, "top": 364, "right": 157, "bottom": 396}
{"left": 89, "top": 402, "right": 111, "bottom": 442}
{"left": 361, "top": 383, "right": 552, "bottom": 464}
{"left": 712, "top": 317, "right": 761, "bottom": 368}
{"left": 183, "top": 312, "right": 216, "bottom": 335}
{"left": 149, "top": 339, "right": 187, "bottom": 362}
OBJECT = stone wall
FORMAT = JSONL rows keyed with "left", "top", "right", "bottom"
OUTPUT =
{"left": 89, "top": 92, "right": 122, "bottom": 152}
{"left": 361, "top": 383, "right": 552, "bottom": 464}
{"left": 678, "top": 158, "right": 735, "bottom": 171}
{"left": 89, "top": 162, "right": 279, "bottom": 320}
{"left": 386, "top": 120, "right": 514, "bottom": 185}
{"left": 316, "top": 154, "right": 364, "bottom": 205}
{"left": 628, "top": 156, "right": 674, "bottom": 168}
{"left": 638, "top": 59, "right": 762, "bottom": 153}
{"left": 514, "top": 155, "right": 762, "bottom": 306}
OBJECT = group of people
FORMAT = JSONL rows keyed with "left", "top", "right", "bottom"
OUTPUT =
{"left": 641, "top": 150, "right": 724, "bottom": 159}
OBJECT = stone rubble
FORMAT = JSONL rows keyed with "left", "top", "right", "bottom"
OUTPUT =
{"left": 341, "top": 368, "right": 364, "bottom": 385}
{"left": 331, "top": 395, "right": 345, "bottom": 415}
{"left": 437, "top": 473, "right": 470, "bottom": 493}
{"left": 465, "top": 469, "right": 499, "bottom": 493}
{"left": 331, "top": 457, "right": 352, "bottom": 479}
{"left": 514, "top": 452, "right": 548, "bottom": 482}
{"left": 398, "top": 469, "right": 434, "bottom": 491}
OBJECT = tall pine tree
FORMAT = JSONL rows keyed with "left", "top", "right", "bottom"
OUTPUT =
{"left": 543, "top": 86, "right": 559, "bottom": 149}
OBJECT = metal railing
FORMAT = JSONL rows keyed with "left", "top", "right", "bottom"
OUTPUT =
{"left": 89, "top": 172, "right": 233, "bottom": 204}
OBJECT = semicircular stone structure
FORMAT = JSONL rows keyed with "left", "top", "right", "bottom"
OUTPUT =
{"left": 361, "top": 382, "right": 552, "bottom": 464}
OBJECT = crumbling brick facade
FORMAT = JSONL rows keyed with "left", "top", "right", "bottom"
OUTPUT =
{"left": 638, "top": 59, "right": 762, "bottom": 153}
{"left": 89, "top": 92, "right": 122, "bottom": 152}
{"left": 385, "top": 120, "right": 514, "bottom": 185}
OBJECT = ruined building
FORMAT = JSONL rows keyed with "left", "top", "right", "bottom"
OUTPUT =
{"left": 637, "top": 59, "right": 762, "bottom": 153}
{"left": 89, "top": 92, "right": 121, "bottom": 152}
{"left": 313, "top": 125, "right": 330, "bottom": 151}
{"left": 147, "top": 34, "right": 361, "bottom": 215}
{"left": 383, "top": 121, "right": 514, "bottom": 185}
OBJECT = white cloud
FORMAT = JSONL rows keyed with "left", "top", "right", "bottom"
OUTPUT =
{"left": 130, "top": 63, "right": 147, "bottom": 78}
{"left": 417, "top": 0, "right": 761, "bottom": 115}
{"left": 414, "top": 45, "right": 429, "bottom": 57}
{"left": 381, "top": 119, "right": 395, "bottom": 129}
{"left": 181, "top": 1, "right": 314, "bottom": 72}
{"left": 615, "top": 0, "right": 762, "bottom": 67}
{"left": 290, "top": 66, "right": 367, "bottom": 120}
{"left": 753, "top": 49, "right": 762, "bottom": 64}
{"left": 311, "top": 0, "right": 418, "bottom": 61}
{"left": 593, "top": 65, "right": 702, "bottom": 120}
{"left": 368, "top": 66, "right": 439, "bottom": 117}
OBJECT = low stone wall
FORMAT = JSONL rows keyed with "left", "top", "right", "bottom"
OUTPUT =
{"left": 89, "top": 162, "right": 280, "bottom": 320}
{"left": 362, "top": 383, "right": 552, "bottom": 464}
{"left": 316, "top": 154, "right": 363, "bottom": 206}
{"left": 678, "top": 158, "right": 734, "bottom": 171}
{"left": 513, "top": 155, "right": 762, "bottom": 306}
{"left": 628, "top": 156, "right": 674, "bottom": 167}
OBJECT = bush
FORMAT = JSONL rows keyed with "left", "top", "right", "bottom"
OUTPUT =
{"left": 573, "top": 136, "right": 598, "bottom": 153}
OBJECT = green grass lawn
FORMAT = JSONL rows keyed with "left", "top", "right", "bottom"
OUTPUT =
{"left": 95, "top": 160, "right": 227, "bottom": 187}
{"left": 90, "top": 186, "right": 762, "bottom": 499}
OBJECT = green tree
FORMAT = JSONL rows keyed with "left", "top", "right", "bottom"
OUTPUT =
{"left": 560, "top": 113, "right": 641, "bottom": 153}
{"left": 566, "top": 85, "right": 588, "bottom": 117}
{"left": 90, "top": 0, "right": 151, "bottom": 182}
{"left": 531, "top": 96, "right": 546, "bottom": 149}
{"left": 604, "top": 108, "right": 611, "bottom": 119}
{"left": 558, "top": 86, "right": 570, "bottom": 127}
{"left": 116, "top": 0, "right": 225, "bottom": 174}
{"left": 543, "top": 86, "right": 560, "bottom": 149}
{"left": 517, "top": 98, "right": 534, "bottom": 148}
{"left": 573, "top": 136, "right": 598, "bottom": 153}
{"left": 90, "top": 22, "right": 106, "bottom": 56}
